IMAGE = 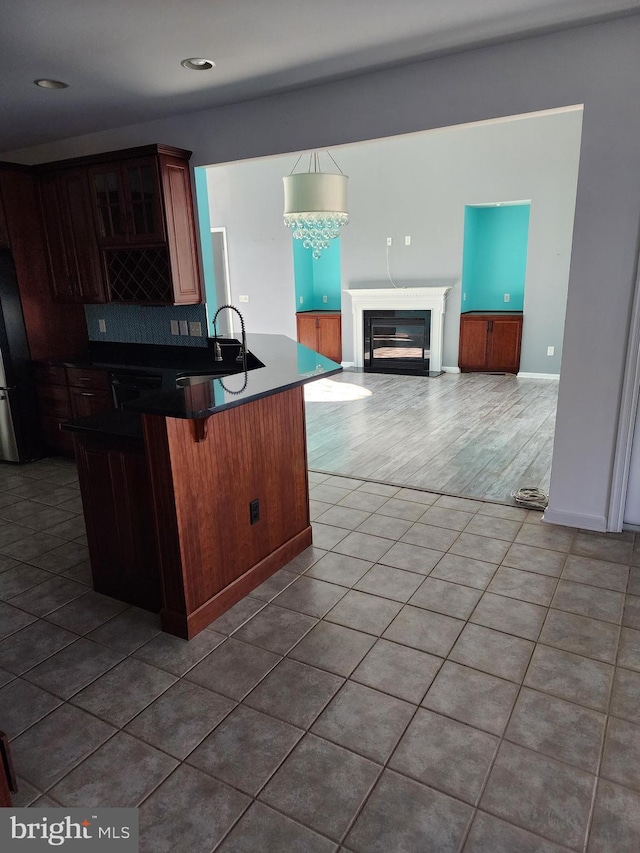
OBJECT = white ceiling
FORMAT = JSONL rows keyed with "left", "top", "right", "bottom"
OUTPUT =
{"left": 1, "top": 0, "right": 638, "bottom": 154}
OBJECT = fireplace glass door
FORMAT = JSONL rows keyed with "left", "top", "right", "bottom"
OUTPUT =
{"left": 364, "top": 310, "right": 431, "bottom": 375}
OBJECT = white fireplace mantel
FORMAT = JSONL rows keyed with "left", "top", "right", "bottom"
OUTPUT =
{"left": 346, "top": 286, "right": 453, "bottom": 372}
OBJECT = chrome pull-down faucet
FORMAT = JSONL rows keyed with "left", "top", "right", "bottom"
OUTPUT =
{"left": 211, "top": 304, "right": 247, "bottom": 363}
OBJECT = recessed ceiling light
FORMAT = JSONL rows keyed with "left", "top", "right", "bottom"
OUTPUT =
{"left": 34, "top": 79, "right": 69, "bottom": 89}
{"left": 181, "top": 58, "right": 216, "bottom": 71}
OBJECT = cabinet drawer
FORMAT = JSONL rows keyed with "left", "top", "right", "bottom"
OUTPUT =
{"left": 66, "top": 367, "right": 111, "bottom": 391}
{"left": 33, "top": 363, "right": 67, "bottom": 386}
{"left": 69, "top": 387, "right": 114, "bottom": 419}
{"left": 36, "top": 384, "right": 71, "bottom": 418}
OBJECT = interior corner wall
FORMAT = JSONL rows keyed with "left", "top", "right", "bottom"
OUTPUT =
{"left": 5, "top": 15, "right": 640, "bottom": 531}
{"left": 462, "top": 205, "right": 529, "bottom": 312}
{"left": 292, "top": 239, "right": 314, "bottom": 310}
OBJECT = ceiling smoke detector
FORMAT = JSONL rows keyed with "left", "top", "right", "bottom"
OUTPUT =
{"left": 180, "top": 58, "right": 216, "bottom": 71}
{"left": 34, "top": 79, "right": 69, "bottom": 89}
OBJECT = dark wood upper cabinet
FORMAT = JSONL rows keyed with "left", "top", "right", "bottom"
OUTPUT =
{"left": 37, "top": 144, "right": 202, "bottom": 306}
{"left": 87, "top": 162, "right": 128, "bottom": 246}
{"left": 458, "top": 312, "right": 523, "bottom": 374}
{"left": 38, "top": 169, "right": 106, "bottom": 304}
{"left": 89, "top": 156, "right": 165, "bottom": 246}
{"left": 87, "top": 148, "right": 200, "bottom": 304}
{"left": 0, "top": 164, "right": 88, "bottom": 360}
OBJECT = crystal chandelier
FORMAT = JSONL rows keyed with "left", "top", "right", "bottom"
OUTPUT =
{"left": 283, "top": 152, "right": 349, "bottom": 259}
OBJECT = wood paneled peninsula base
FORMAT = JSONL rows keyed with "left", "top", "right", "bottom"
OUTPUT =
{"left": 65, "top": 334, "right": 342, "bottom": 639}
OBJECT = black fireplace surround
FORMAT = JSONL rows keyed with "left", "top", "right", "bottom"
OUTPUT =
{"left": 363, "top": 309, "right": 431, "bottom": 375}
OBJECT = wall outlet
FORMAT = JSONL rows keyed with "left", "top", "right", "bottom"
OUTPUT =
{"left": 405, "top": 235, "right": 411, "bottom": 246}
{"left": 98, "top": 319, "right": 106, "bottom": 333}
{"left": 249, "top": 498, "right": 260, "bottom": 525}
{"left": 189, "top": 321, "right": 202, "bottom": 337}
{"left": 547, "top": 346, "right": 555, "bottom": 356}
{"left": 386, "top": 236, "right": 393, "bottom": 247}
{"left": 170, "top": 320, "right": 180, "bottom": 336}
{"left": 239, "top": 295, "right": 249, "bottom": 303}
{"left": 503, "top": 293, "right": 510, "bottom": 302}
{"left": 322, "top": 295, "right": 328, "bottom": 303}
{"left": 179, "top": 320, "right": 189, "bottom": 335}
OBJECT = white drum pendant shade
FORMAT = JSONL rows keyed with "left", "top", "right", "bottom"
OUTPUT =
{"left": 283, "top": 172, "right": 349, "bottom": 259}
{"left": 283, "top": 173, "right": 348, "bottom": 216}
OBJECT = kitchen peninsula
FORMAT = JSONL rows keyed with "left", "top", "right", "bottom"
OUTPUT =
{"left": 63, "top": 334, "right": 342, "bottom": 639}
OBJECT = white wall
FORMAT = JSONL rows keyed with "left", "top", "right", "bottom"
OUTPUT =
{"left": 206, "top": 110, "right": 582, "bottom": 372}
{"left": 4, "top": 16, "right": 640, "bottom": 531}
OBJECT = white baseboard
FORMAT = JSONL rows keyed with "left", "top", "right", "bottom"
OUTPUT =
{"left": 340, "top": 361, "right": 355, "bottom": 368}
{"left": 442, "top": 366, "right": 461, "bottom": 373}
{"left": 542, "top": 507, "right": 607, "bottom": 531}
{"left": 517, "top": 372, "right": 560, "bottom": 380}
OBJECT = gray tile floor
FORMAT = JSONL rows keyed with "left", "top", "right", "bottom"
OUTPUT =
{"left": 0, "top": 460, "right": 639, "bottom": 851}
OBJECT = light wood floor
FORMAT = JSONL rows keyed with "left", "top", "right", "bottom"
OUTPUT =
{"left": 305, "top": 370, "right": 558, "bottom": 504}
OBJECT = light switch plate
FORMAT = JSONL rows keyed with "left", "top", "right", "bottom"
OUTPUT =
{"left": 239, "top": 295, "right": 249, "bottom": 303}
{"left": 179, "top": 320, "right": 189, "bottom": 335}
{"left": 188, "top": 321, "right": 202, "bottom": 337}
{"left": 98, "top": 319, "right": 106, "bottom": 333}
{"left": 170, "top": 320, "right": 180, "bottom": 336}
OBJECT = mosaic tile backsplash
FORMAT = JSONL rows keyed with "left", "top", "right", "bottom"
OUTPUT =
{"left": 85, "top": 304, "right": 210, "bottom": 347}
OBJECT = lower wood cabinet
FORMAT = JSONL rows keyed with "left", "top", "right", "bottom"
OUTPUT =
{"left": 34, "top": 363, "right": 113, "bottom": 454}
{"left": 296, "top": 311, "right": 342, "bottom": 363}
{"left": 74, "top": 434, "right": 161, "bottom": 611}
{"left": 458, "top": 312, "right": 523, "bottom": 374}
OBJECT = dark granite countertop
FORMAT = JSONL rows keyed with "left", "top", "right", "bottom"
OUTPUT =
{"left": 62, "top": 334, "right": 343, "bottom": 436}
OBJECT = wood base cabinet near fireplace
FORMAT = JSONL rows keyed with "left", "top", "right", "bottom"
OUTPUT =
{"left": 458, "top": 312, "right": 523, "bottom": 374}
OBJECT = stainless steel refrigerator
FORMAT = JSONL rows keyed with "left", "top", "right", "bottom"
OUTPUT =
{"left": 0, "top": 248, "right": 41, "bottom": 462}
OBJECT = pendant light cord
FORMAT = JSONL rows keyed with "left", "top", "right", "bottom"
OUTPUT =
{"left": 287, "top": 150, "right": 345, "bottom": 175}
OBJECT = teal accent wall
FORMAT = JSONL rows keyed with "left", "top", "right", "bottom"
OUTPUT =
{"left": 293, "top": 237, "right": 342, "bottom": 311}
{"left": 194, "top": 166, "right": 217, "bottom": 316}
{"left": 461, "top": 204, "right": 530, "bottom": 311}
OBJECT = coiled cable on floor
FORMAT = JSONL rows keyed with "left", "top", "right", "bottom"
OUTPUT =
{"left": 511, "top": 487, "right": 549, "bottom": 510}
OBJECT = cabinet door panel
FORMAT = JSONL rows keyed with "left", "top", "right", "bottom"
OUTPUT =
{"left": 61, "top": 170, "right": 105, "bottom": 302}
{"left": 459, "top": 317, "right": 490, "bottom": 370}
{"left": 488, "top": 318, "right": 522, "bottom": 373}
{"left": 69, "top": 388, "right": 113, "bottom": 419}
{"left": 161, "top": 158, "right": 200, "bottom": 302}
{"left": 37, "top": 174, "right": 74, "bottom": 301}
{"left": 296, "top": 314, "right": 318, "bottom": 351}
{"left": 75, "top": 439, "right": 161, "bottom": 611}
{"left": 122, "top": 157, "right": 165, "bottom": 243}
{"left": 317, "top": 315, "right": 342, "bottom": 363}
{"left": 89, "top": 164, "right": 128, "bottom": 245}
